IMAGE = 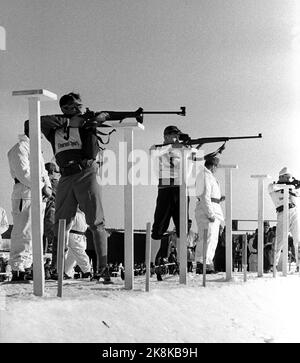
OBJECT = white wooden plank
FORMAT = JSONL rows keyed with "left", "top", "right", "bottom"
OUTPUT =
{"left": 29, "top": 98, "right": 44, "bottom": 296}
{"left": 145, "top": 222, "right": 151, "bottom": 292}
{"left": 179, "top": 150, "right": 187, "bottom": 284}
{"left": 124, "top": 128, "right": 134, "bottom": 290}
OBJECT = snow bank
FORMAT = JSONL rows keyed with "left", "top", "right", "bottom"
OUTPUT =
{"left": 1, "top": 272, "right": 300, "bottom": 343}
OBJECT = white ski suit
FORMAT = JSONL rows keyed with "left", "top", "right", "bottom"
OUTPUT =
{"left": 268, "top": 182, "right": 300, "bottom": 266}
{"left": 195, "top": 167, "right": 224, "bottom": 265}
{"left": 0, "top": 207, "right": 9, "bottom": 244}
{"left": 64, "top": 209, "right": 91, "bottom": 277}
{"left": 7, "top": 134, "right": 51, "bottom": 271}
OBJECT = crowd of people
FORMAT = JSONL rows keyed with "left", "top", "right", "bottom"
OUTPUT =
{"left": 1, "top": 91, "right": 299, "bottom": 284}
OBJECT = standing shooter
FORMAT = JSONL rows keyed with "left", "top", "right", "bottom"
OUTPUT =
{"left": 268, "top": 167, "right": 300, "bottom": 271}
{"left": 150, "top": 125, "right": 201, "bottom": 280}
{"left": 41, "top": 92, "right": 112, "bottom": 283}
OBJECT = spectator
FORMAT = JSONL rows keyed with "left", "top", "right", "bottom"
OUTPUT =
{"left": 213, "top": 225, "right": 226, "bottom": 272}
{"left": 248, "top": 229, "right": 258, "bottom": 272}
{"left": 168, "top": 245, "right": 178, "bottom": 275}
{"left": 85, "top": 227, "right": 97, "bottom": 276}
{"left": 44, "top": 257, "right": 52, "bottom": 280}
{"left": 43, "top": 162, "right": 60, "bottom": 254}
{"left": 248, "top": 222, "right": 273, "bottom": 273}
{"left": 187, "top": 219, "right": 198, "bottom": 272}
{"left": 0, "top": 206, "right": 9, "bottom": 246}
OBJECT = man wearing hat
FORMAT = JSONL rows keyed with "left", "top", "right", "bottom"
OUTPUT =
{"left": 194, "top": 156, "right": 225, "bottom": 274}
{"left": 268, "top": 167, "right": 300, "bottom": 270}
{"left": 149, "top": 125, "right": 201, "bottom": 280}
{"left": 40, "top": 92, "right": 112, "bottom": 283}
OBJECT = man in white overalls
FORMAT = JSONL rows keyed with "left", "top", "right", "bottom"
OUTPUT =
{"left": 194, "top": 156, "right": 225, "bottom": 274}
{"left": 268, "top": 167, "right": 300, "bottom": 270}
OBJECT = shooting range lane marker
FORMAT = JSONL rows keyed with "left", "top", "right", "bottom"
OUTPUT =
{"left": 219, "top": 164, "right": 238, "bottom": 281}
{"left": 112, "top": 122, "right": 144, "bottom": 290}
{"left": 57, "top": 219, "right": 66, "bottom": 298}
{"left": 179, "top": 148, "right": 188, "bottom": 285}
{"left": 145, "top": 222, "right": 151, "bottom": 292}
{"left": 12, "top": 89, "right": 57, "bottom": 297}
{"left": 12, "top": 89, "right": 57, "bottom": 101}
{"left": 242, "top": 233, "right": 248, "bottom": 282}
{"left": 202, "top": 229, "right": 208, "bottom": 287}
{"left": 250, "top": 175, "right": 271, "bottom": 277}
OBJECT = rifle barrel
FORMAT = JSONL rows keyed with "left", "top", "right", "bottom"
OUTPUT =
{"left": 189, "top": 133, "right": 262, "bottom": 144}
{"left": 142, "top": 107, "right": 186, "bottom": 116}
{"left": 224, "top": 133, "right": 262, "bottom": 140}
{"left": 143, "top": 111, "right": 180, "bottom": 114}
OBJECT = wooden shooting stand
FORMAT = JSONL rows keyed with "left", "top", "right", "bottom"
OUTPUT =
{"left": 110, "top": 120, "right": 144, "bottom": 290}
{"left": 251, "top": 175, "right": 271, "bottom": 277}
{"left": 219, "top": 164, "right": 238, "bottom": 281}
{"left": 12, "top": 89, "right": 57, "bottom": 297}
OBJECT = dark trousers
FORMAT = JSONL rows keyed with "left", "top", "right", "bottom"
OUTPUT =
{"left": 52, "top": 163, "right": 107, "bottom": 271}
{"left": 151, "top": 187, "right": 189, "bottom": 240}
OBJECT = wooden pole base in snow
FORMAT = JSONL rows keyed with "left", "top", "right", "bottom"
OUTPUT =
{"left": 112, "top": 121, "right": 144, "bottom": 290}
{"left": 251, "top": 175, "right": 271, "bottom": 277}
{"left": 219, "top": 164, "right": 238, "bottom": 281}
{"left": 179, "top": 148, "right": 188, "bottom": 285}
{"left": 242, "top": 233, "right": 248, "bottom": 282}
{"left": 57, "top": 219, "right": 66, "bottom": 298}
{"left": 202, "top": 229, "right": 208, "bottom": 287}
{"left": 145, "top": 222, "right": 151, "bottom": 292}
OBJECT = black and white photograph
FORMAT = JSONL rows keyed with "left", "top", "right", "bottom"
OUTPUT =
{"left": 0, "top": 0, "right": 300, "bottom": 346}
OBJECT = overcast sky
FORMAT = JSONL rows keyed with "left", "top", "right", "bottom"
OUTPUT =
{"left": 0, "top": 0, "right": 299, "bottom": 229}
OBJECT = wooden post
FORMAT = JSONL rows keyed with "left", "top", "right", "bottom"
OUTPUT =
{"left": 12, "top": 89, "right": 57, "bottom": 297}
{"left": 145, "top": 222, "right": 151, "bottom": 292}
{"left": 57, "top": 219, "right": 66, "bottom": 298}
{"left": 202, "top": 229, "right": 208, "bottom": 287}
{"left": 242, "top": 234, "right": 248, "bottom": 282}
{"left": 251, "top": 175, "right": 271, "bottom": 277}
{"left": 295, "top": 240, "right": 299, "bottom": 274}
{"left": 112, "top": 120, "right": 144, "bottom": 290}
{"left": 219, "top": 164, "right": 238, "bottom": 281}
{"left": 0, "top": 26, "right": 6, "bottom": 51}
{"left": 273, "top": 235, "right": 277, "bottom": 278}
{"left": 179, "top": 148, "right": 187, "bottom": 284}
{"left": 281, "top": 185, "right": 290, "bottom": 277}
{"left": 124, "top": 128, "right": 134, "bottom": 290}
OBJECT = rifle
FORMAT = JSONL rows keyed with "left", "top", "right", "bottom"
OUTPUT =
{"left": 277, "top": 178, "right": 300, "bottom": 189}
{"left": 154, "top": 133, "right": 262, "bottom": 149}
{"left": 82, "top": 106, "right": 186, "bottom": 125}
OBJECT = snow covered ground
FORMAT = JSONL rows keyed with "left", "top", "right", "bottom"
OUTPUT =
{"left": 1, "top": 271, "right": 300, "bottom": 344}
